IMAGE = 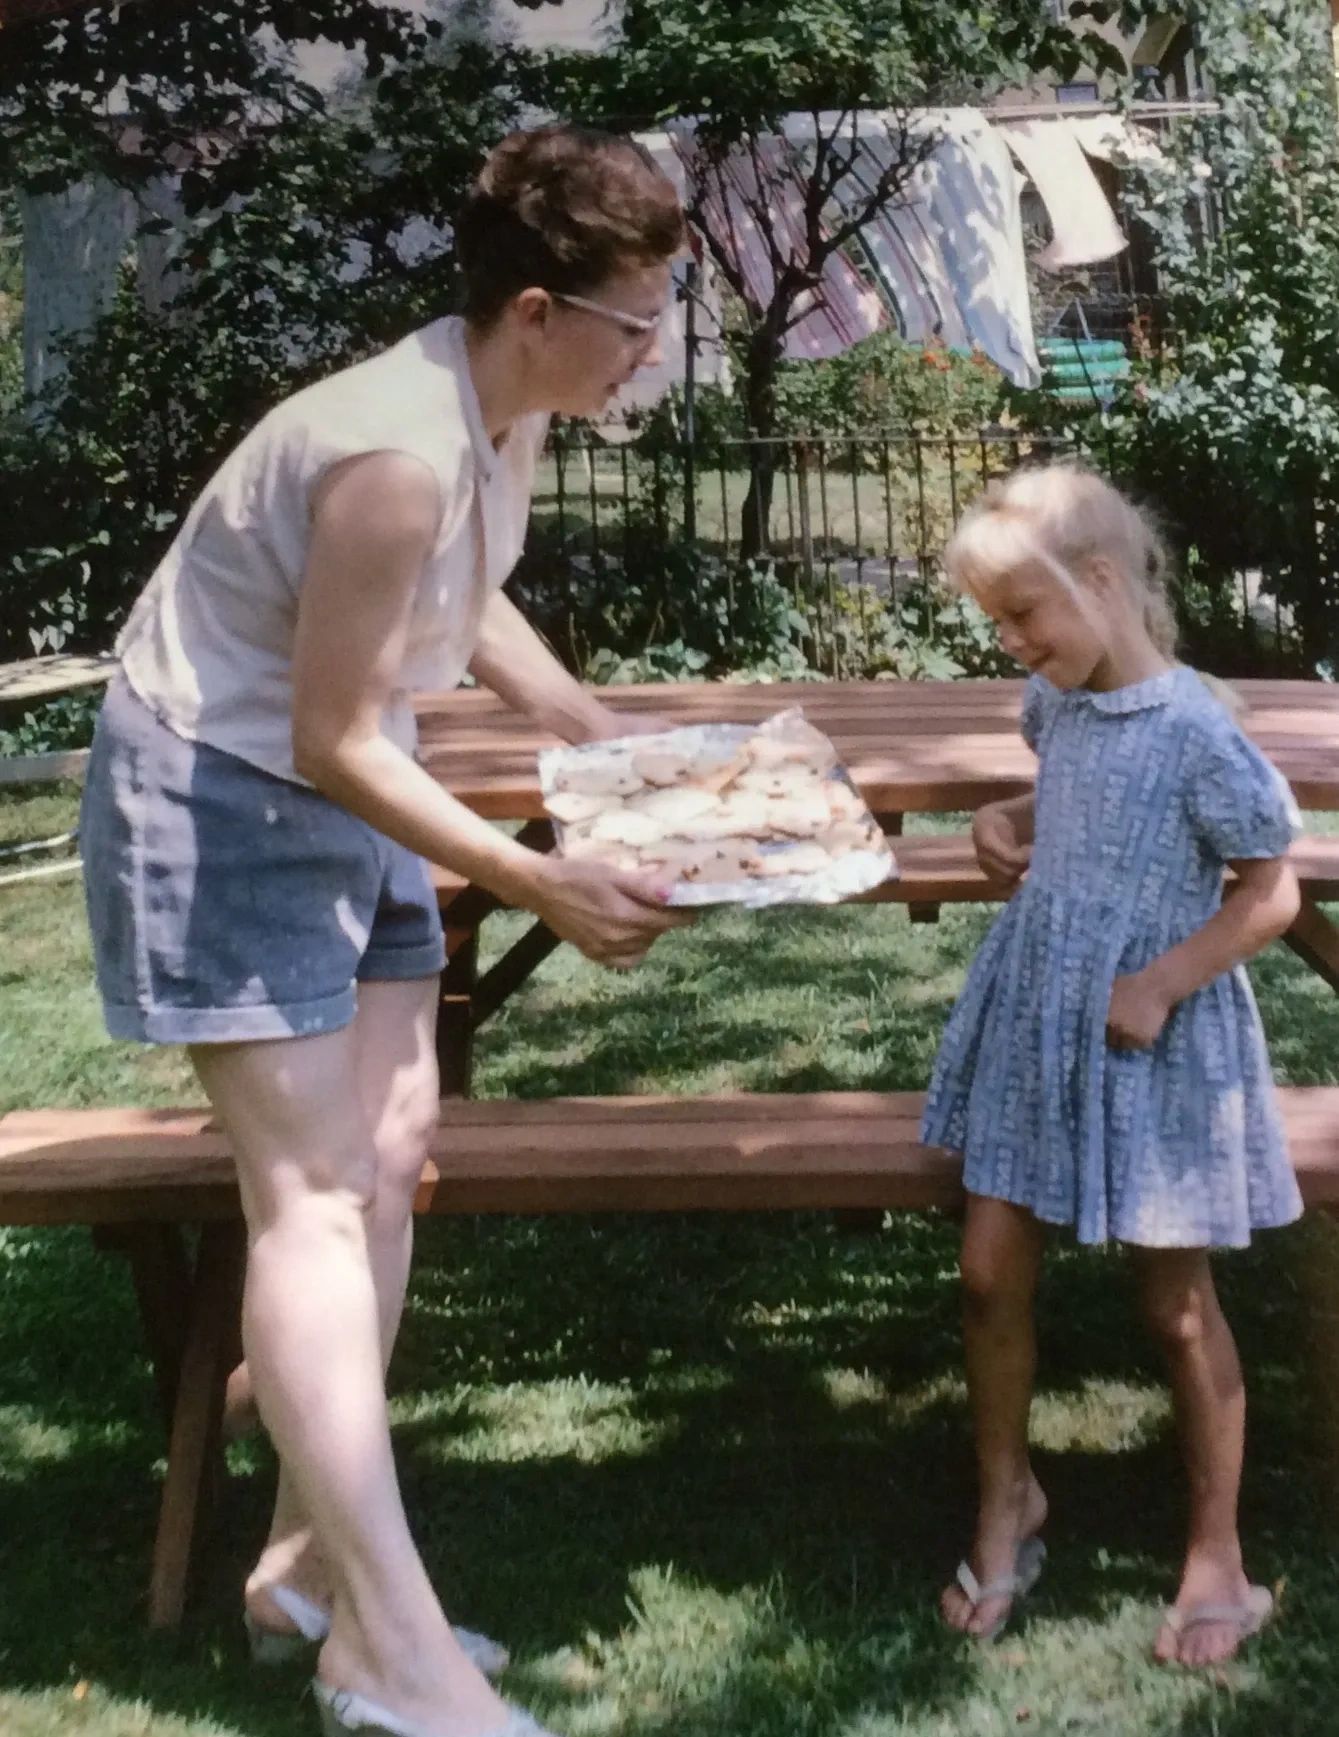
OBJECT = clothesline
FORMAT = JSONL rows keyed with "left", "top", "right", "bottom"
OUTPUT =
{"left": 18, "top": 103, "right": 1170, "bottom": 413}
{"left": 621, "top": 105, "right": 1166, "bottom": 399}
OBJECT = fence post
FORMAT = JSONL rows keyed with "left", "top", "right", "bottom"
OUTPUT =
{"left": 795, "top": 440, "right": 815, "bottom": 590}
{"left": 683, "top": 261, "right": 698, "bottom": 544}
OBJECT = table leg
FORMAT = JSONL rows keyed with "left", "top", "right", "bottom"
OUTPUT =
{"left": 92, "top": 1223, "right": 193, "bottom": 1435}
{"left": 434, "top": 821, "right": 557, "bottom": 1098}
{"left": 148, "top": 1220, "right": 246, "bottom": 1629}
{"left": 438, "top": 926, "right": 480, "bottom": 1098}
{"left": 1283, "top": 896, "right": 1339, "bottom": 994}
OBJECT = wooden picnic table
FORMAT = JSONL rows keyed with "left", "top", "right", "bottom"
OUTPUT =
{"left": 4, "top": 673, "right": 1339, "bottom": 1628}
{"left": 415, "top": 677, "right": 1339, "bottom": 1095}
{"left": 416, "top": 678, "right": 1339, "bottom": 817}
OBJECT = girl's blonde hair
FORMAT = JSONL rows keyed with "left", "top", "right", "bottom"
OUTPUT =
{"left": 944, "top": 462, "right": 1243, "bottom": 715}
{"left": 943, "top": 462, "right": 1180, "bottom": 657}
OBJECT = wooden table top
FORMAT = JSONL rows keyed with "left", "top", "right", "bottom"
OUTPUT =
{"left": 415, "top": 678, "right": 1339, "bottom": 819}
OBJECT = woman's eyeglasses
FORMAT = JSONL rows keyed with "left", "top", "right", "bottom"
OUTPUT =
{"left": 551, "top": 292, "right": 663, "bottom": 338}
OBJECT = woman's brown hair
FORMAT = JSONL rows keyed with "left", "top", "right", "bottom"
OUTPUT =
{"left": 454, "top": 123, "right": 686, "bottom": 324}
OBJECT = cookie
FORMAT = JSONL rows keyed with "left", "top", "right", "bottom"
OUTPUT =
{"left": 764, "top": 793, "right": 832, "bottom": 839}
{"left": 688, "top": 793, "right": 773, "bottom": 839}
{"left": 631, "top": 748, "right": 694, "bottom": 787}
{"left": 554, "top": 758, "right": 643, "bottom": 798}
{"left": 770, "top": 842, "right": 833, "bottom": 876}
{"left": 690, "top": 840, "right": 768, "bottom": 881}
{"left": 745, "top": 729, "right": 837, "bottom": 775}
{"left": 824, "top": 819, "right": 884, "bottom": 856}
{"left": 545, "top": 789, "right": 607, "bottom": 826}
{"left": 733, "top": 766, "right": 827, "bottom": 802}
{"left": 692, "top": 745, "right": 754, "bottom": 793}
{"left": 628, "top": 786, "right": 719, "bottom": 830}
{"left": 562, "top": 833, "right": 641, "bottom": 872}
{"left": 638, "top": 839, "right": 720, "bottom": 881}
{"left": 643, "top": 838, "right": 764, "bottom": 883}
{"left": 750, "top": 844, "right": 833, "bottom": 882}
{"left": 589, "top": 807, "right": 665, "bottom": 848}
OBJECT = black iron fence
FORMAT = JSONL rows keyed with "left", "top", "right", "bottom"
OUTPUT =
{"left": 509, "top": 424, "right": 1306, "bottom": 681}
{"left": 517, "top": 427, "right": 1078, "bottom": 678}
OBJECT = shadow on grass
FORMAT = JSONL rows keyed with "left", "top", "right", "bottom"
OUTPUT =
{"left": 4, "top": 892, "right": 1339, "bottom": 1730}
{"left": 475, "top": 904, "right": 1339, "bottom": 1104}
{"left": 3, "top": 1204, "right": 1339, "bottom": 1734}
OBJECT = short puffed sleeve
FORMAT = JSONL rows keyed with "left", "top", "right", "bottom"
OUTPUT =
{"left": 1185, "top": 710, "right": 1299, "bottom": 862}
{"left": 1020, "top": 674, "right": 1061, "bottom": 752}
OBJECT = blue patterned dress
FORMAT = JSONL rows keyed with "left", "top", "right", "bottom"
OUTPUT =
{"left": 921, "top": 667, "right": 1304, "bottom": 1248}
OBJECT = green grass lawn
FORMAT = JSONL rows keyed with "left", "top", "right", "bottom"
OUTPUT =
{"left": 530, "top": 448, "right": 987, "bottom": 569}
{"left": 4, "top": 785, "right": 1339, "bottom": 1736}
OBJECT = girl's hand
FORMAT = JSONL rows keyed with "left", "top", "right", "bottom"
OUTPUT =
{"left": 1105, "top": 970, "right": 1174, "bottom": 1050}
{"left": 972, "top": 803, "right": 1031, "bottom": 886}
{"left": 529, "top": 856, "right": 693, "bottom": 969}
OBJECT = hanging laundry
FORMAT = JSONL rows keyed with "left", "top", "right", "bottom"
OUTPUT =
{"left": 838, "top": 128, "right": 974, "bottom": 352}
{"left": 782, "top": 108, "right": 1040, "bottom": 387}
{"left": 1065, "top": 112, "right": 1165, "bottom": 169}
{"left": 996, "top": 116, "right": 1127, "bottom": 271}
{"left": 670, "top": 125, "right": 887, "bottom": 362}
{"left": 594, "top": 130, "right": 730, "bottom": 422}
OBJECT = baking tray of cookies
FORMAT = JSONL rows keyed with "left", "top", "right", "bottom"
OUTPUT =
{"left": 538, "top": 707, "right": 898, "bottom": 908}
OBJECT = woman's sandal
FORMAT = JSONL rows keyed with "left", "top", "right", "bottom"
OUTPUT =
{"left": 244, "top": 1584, "right": 331, "bottom": 1665}
{"left": 1157, "top": 1583, "right": 1273, "bottom": 1665}
{"left": 312, "top": 1679, "right": 554, "bottom": 1737}
{"left": 951, "top": 1534, "right": 1047, "bottom": 1644}
{"left": 245, "top": 1583, "right": 510, "bottom": 1678}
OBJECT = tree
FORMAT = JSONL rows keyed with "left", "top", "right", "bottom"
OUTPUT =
{"left": 542, "top": 0, "right": 1120, "bottom": 552}
{"left": 1104, "top": 0, "right": 1339, "bottom": 669}
{"left": 0, "top": 2, "right": 528, "bottom": 656}
{"left": 0, "top": 1, "right": 444, "bottom": 201}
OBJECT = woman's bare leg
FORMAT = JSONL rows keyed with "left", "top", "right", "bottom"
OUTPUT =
{"left": 243, "top": 978, "right": 438, "bottom": 1629}
{"left": 193, "top": 1006, "right": 506, "bottom": 1735}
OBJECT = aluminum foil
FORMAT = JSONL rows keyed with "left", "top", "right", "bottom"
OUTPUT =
{"left": 538, "top": 707, "right": 899, "bottom": 909}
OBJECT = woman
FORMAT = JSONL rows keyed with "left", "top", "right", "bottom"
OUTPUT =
{"left": 82, "top": 124, "right": 690, "bottom": 1737}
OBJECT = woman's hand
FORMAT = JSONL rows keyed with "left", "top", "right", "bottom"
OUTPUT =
{"left": 583, "top": 704, "right": 677, "bottom": 741}
{"left": 528, "top": 856, "right": 694, "bottom": 969}
{"left": 972, "top": 802, "right": 1032, "bottom": 887}
{"left": 1105, "top": 970, "right": 1174, "bottom": 1050}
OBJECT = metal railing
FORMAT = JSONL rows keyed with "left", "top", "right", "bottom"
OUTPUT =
{"left": 510, "top": 422, "right": 1308, "bottom": 680}
{"left": 519, "top": 427, "right": 1077, "bottom": 676}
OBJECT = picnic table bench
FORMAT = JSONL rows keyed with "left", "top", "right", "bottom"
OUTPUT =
{"left": 0, "top": 651, "right": 115, "bottom": 787}
{"left": 3, "top": 676, "right": 1338, "bottom": 1628}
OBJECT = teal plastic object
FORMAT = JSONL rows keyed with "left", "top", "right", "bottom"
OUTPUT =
{"left": 1038, "top": 338, "right": 1127, "bottom": 363}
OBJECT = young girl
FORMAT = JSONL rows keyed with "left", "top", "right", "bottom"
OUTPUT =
{"left": 921, "top": 464, "right": 1303, "bottom": 1669}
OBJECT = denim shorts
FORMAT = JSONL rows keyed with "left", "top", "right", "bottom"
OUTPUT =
{"left": 81, "top": 677, "right": 446, "bottom": 1044}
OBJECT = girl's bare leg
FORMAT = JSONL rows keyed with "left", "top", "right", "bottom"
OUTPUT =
{"left": 940, "top": 1196, "right": 1049, "bottom": 1638}
{"left": 1134, "top": 1248, "right": 1258, "bottom": 1668}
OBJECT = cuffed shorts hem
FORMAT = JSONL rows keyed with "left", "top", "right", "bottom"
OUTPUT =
{"left": 82, "top": 678, "right": 448, "bottom": 1049}
{"left": 359, "top": 938, "right": 448, "bottom": 982}
{"left": 103, "top": 985, "right": 359, "bottom": 1045}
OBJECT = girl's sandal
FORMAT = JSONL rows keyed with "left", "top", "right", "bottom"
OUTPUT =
{"left": 952, "top": 1535, "right": 1047, "bottom": 1644}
